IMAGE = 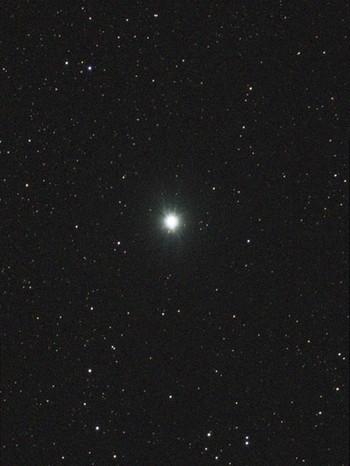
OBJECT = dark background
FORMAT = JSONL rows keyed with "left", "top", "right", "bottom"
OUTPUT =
{"left": 1, "top": 1, "right": 349, "bottom": 464}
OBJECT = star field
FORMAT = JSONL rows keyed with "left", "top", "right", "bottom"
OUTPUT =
{"left": 2, "top": 2, "right": 349, "bottom": 465}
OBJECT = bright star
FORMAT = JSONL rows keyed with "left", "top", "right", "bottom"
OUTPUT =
{"left": 164, "top": 214, "right": 179, "bottom": 231}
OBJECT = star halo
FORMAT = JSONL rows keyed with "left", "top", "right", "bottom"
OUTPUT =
{"left": 164, "top": 213, "right": 180, "bottom": 232}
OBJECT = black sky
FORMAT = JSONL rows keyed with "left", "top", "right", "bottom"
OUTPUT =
{"left": 2, "top": 1, "right": 349, "bottom": 465}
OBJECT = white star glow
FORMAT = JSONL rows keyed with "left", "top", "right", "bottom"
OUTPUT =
{"left": 164, "top": 214, "right": 179, "bottom": 231}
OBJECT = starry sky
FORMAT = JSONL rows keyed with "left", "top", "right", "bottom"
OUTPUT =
{"left": 2, "top": 1, "right": 349, "bottom": 465}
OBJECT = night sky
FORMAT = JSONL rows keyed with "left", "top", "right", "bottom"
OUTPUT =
{"left": 2, "top": 1, "right": 349, "bottom": 465}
